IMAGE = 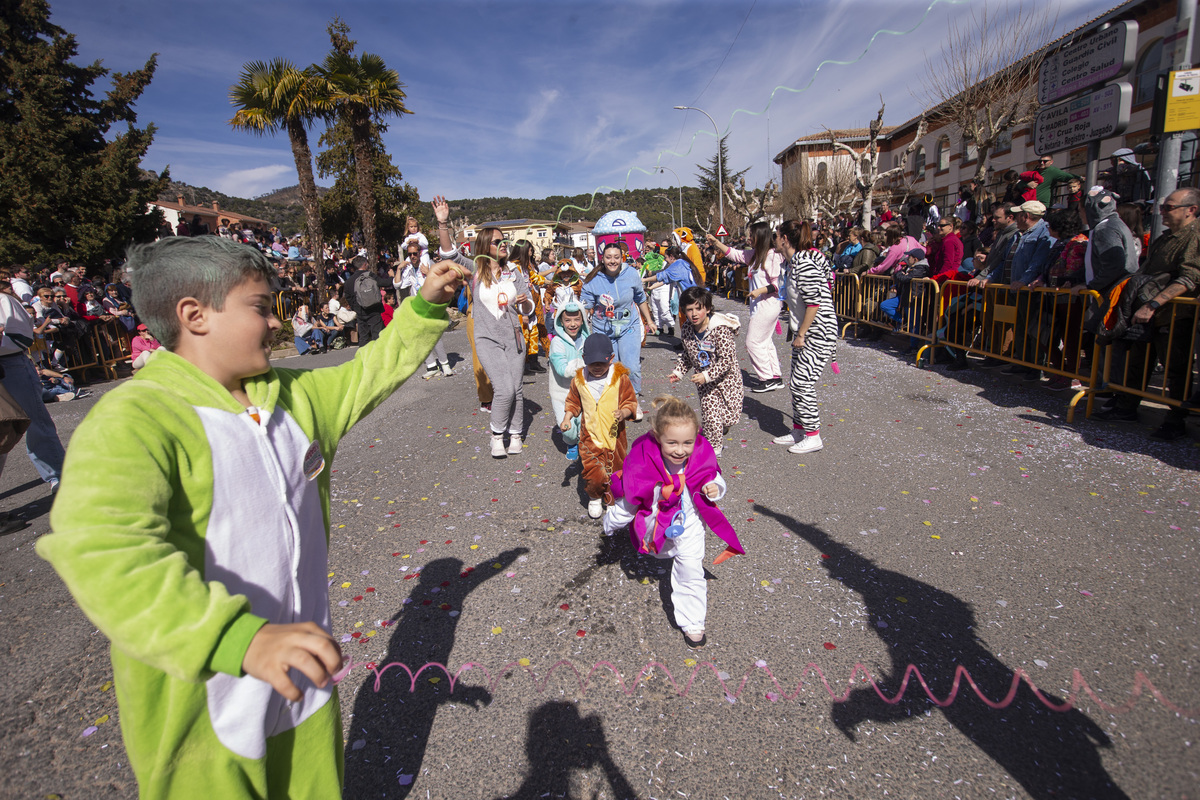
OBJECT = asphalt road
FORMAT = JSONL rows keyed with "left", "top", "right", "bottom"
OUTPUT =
{"left": 2, "top": 296, "right": 1198, "bottom": 800}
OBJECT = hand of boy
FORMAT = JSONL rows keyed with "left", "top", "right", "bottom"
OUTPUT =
{"left": 419, "top": 261, "right": 466, "bottom": 305}
{"left": 560, "top": 414, "right": 574, "bottom": 432}
{"left": 690, "top": 373, "right": 706, "bottom": 385}
{"left": 242, "top": 622, "right": 344, "bottom": 702}
{"left": 702, "top": 481, "right": 720, "bottom": 499}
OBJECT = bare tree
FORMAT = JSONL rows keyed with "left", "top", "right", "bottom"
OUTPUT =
{"left": 779, "top": 156, "right": 855, "bottom": 222}
{"left": 920, "top": 2, "right": 1058, "bottom": 187}
{"left": 827, "top": 101, "right": 927, "bottom": 231}
{"left": 724, "top": 177, "right": 779, "bottom": 233}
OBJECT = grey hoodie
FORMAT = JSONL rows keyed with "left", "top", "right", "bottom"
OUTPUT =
{"left": 1084, "top": 187, "right": 1139, "bottom": 292}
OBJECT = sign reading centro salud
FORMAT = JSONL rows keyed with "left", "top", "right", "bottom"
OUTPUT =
{"left": 1037, "top": 21, "right": 1138, "bottom": 105}
{"left": 1034, "top": 82, "right": 1132, "bottom": 155}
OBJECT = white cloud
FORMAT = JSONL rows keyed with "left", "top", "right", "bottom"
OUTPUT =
{"left": 211, "top": 165, "right": 297, "bottom": 198}
{"left": 514, "top": 89, "right": 561, "bottom": 140}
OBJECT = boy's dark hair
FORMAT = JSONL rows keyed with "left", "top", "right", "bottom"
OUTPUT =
{"left": 127, "top": 236, "right": 275, "bottom": 350}
{"left": 679, "top": 285, "right": 712, "bottom": 312}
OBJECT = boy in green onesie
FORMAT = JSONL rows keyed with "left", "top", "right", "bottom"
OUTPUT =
{"left": 37, "top": 236, "right": 463, "bottom": 799}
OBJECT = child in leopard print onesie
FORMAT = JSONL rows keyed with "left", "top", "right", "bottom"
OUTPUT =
{"left": 669, "top": 286, "right": 744, "bottom": 456}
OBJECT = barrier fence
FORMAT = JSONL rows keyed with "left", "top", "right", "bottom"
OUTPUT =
{"left": 834, "top": 274, "right": 1198, "bottom": 423}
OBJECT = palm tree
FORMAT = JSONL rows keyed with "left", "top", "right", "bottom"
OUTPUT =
{"left": 315, "top": 51, "right": 412, "bottom": 267}
{"left": 229, "top": 59, "right": 327, "bottom": 301}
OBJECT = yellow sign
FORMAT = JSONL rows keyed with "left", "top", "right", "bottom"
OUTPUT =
{"left": 1164, "top": 69, "right": 1200, "bottom": 133}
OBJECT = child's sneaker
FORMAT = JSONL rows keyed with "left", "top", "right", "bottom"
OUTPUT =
{"left": 55, "top": 392, "right": 76, "bottom": 402}
{"left": 788, "top": 434, "right": 824, "bottom": 454}
{"left": 565, "top": 444, "right": 578, "bottom": 461}
{"left": 506, "top": 435, "right": 523, "bottom": 455}
{"left": 490, "top": 434, "right": 507, "bottom": 458}
{"left": 587, "top": 498, "right": 603, "bottom": 518}
{"left": 772, "top": 431, "right": 798, "bottom": 445}
{"left": 423, "top": 364, "right": 438, "bottom": 380}
{"left": 439, "top": 361, "right": 454, "bottom": 377}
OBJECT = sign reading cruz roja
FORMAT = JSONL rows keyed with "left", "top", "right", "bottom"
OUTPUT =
{"left": 1033, "top": 82, "right": 1132, "bottom": 156}
{"left": 1037, "top": 21, "right": 1138, "bottom": 105}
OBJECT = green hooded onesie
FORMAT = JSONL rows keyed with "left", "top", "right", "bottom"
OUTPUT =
{"left": 37, "top": 293, "right": 449, "bottom": 799}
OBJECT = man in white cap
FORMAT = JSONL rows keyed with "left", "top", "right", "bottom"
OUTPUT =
{"left": 1002, "top": 200, "right": 1053, "bottom": 379}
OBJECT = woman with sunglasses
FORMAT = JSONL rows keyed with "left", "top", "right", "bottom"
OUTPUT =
{"left": 706, "top": 221, "right": 784, "bottom": 392}
{"left": 432, "top": 196, "right": 534, "bottom": 458}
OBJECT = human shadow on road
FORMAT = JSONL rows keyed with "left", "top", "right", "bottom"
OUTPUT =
{"left": 754, "top": 504, "right": 1130, "bottom": 800}
{"left": 495, "top": 701, "right": 639, "bottom": 800}
{"left": 741, "top": 393, "right": 790, "bottom": 440}
{"left": 343, "top": 548, "right": 527, "bottom": 799}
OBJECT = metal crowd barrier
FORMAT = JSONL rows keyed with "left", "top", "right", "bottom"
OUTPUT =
{"left": 275, "top": 288, "right": 321, "bottom": 322}
{"left": 1098, "top": 296, "right": 1198, "bottom": 419}
{"left": 832, "top": 273, "right": 860, "bottom": 337}
{"left": 839, "top": 275, "right": 1198, "bottom": 424}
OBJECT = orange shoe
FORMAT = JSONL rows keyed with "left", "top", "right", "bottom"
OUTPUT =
{"left": 712, "top": 546, "right": 737, "bottom": 566}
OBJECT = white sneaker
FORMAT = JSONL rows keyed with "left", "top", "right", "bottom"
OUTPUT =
{"left": 772, "top": 431, "right": 798, "bottom": 445}
{"left": 633, "top": 405, "right": 644, "bottom": 422}
{"left": 490, "top": 435, "right": 507, "bottom": 458}
{"left": 507, "top": 435, "right": 523, "bottom": 454}
{"left": 713, "top": 445, "right": 723, "bottom": 457}
{"left": 439, "top": 362, "right": 454, "bottom": 376}
{"left": 587, "top": 498, "right": 604, "bottom": 518}
{"left": 788, "top": 434, "right": 824, "bottom": 454}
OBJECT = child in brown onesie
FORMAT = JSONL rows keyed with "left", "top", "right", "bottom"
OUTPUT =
{"left": 561, "top": 333, "right": 638, "bottom": 519}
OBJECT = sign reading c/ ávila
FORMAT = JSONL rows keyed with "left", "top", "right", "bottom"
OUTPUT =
{"left": 1034, "top": 82, "right": 1132, "bottom": 156}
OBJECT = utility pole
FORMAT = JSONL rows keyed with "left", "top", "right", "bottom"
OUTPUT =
{"left": 1151, "top": 0, "right": 1195, "bottom": 241}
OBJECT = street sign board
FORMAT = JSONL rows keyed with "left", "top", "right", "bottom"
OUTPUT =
{"left": 715, "top": 224, "right": 729, "bottom": 237}
{"left": 1034, "top": 82, "right": 1131, "bottom": 155}
{"left": 1038, "top": 21, "right": 1137, "bottom": 104}
{"left": 1164, "top": 69, "right": 1200, "bottom": 133}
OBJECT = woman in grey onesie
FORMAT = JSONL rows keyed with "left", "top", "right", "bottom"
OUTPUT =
{"left": 432, "top": 196, "right": 535, "bottom": 458}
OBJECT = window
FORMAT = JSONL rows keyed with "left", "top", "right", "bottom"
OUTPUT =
{"left": 816, "top": 161, "right": 828, "bottom": 186}
{"left": 936, "top": 137, "right": 950, "bottom": 171}
{"left": 961, "top": 137, "right": 978, "bottom": 163}
{"left": 994, "top": 130, "right": 1012, "bottom": 154}
{"left": 912, "top": 146, "right": 926, "bottom": 179}
{"left": 1135, "top": 38, "right": 1164, "bottom": 106}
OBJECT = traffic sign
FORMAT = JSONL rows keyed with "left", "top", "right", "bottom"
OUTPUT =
{"left": 1034, "top": 82, "right": 1131, "bottom": 155}
{"left": 1038, "top": 21, "right": 1137, "bottom": 105}
{"left": 715, "top": 224, "right": 729, "bottom": 237}
{"left": 1164, "top": 69, "right": 1200, "bottom": 134}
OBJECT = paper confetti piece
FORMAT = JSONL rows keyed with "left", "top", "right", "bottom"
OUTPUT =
{"left": 341, "top": 582, "right": 351, "bottom": 589}
{"left": 81, "top": 726, "right": 98, "bottom": 738}
{"left": 428, "top": 677, "right": 440, "bottom": 684}
{"left": 931, "top": 534, "right": 941, "bottom": 539}
{"left": 896, "top": 596, "right": 908, "bottom": 603}
{"left": 398, "top": 775, "right": 414, "bottom": 786}
{"left": 576, "top": 630, "right": 586, "bottom": 637}
{"left": 1079, "top": 590, "right": 1093, "bottom": 597}
{"left": 823, "top": 642, "right": 836, "bottom": 650}
{"left": 922, "top": 521, "right": 932, "bottom": 526}
{"left": 559, "top": 603, "right": 570, "bottom": 611}
{"left": 518, "top": 658, "right": 531, "bottom": 667}
{"left": 94, "top": 714, "right": 109, "bottom": 725}
{"left": 100, "top": 681, "right": 112, "bottom": 692}
{"left": 492, "top": 627, "right": 502, "bottom": 634}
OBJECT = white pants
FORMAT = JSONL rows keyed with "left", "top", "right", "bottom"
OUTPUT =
{"left": 745, "top": 296, "right": 782, "bottom": 381}
{"left": 653, "top": 516, "right": 707, "bottom": 633}
{"left": 650, "top": 284, "right": 672, "bottom": 330}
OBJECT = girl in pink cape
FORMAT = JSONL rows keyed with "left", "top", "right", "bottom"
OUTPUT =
{"left": 602, "top": 395, "right": 744, "bottom": 648}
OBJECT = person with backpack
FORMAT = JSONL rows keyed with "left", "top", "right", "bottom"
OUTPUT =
{"left": 347, "top": 255, "right": 385, "bottom": 346}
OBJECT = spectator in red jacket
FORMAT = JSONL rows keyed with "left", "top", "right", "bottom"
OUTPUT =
{"left": 928, "top": 219, "right": 964, "bottom": 282}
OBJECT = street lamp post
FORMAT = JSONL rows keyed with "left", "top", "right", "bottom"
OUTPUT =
{"left": 654, "top": 165, "right": 684, "bottom": 230}
{"left": 674, "top": 105, "right": 723, "bottom": 228}
{"left": 655, "top": 193, "right": 675, "bottom": 229}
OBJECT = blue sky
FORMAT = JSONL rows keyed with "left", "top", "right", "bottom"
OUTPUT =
{"left": 50, "top": 0, "right": 1105, "bottom": 206}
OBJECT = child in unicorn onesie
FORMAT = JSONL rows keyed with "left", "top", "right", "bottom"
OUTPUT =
{"left": 603, "top": 396, "right": 744, "bottom": 648}
{"left": 548, "top": 299, "right": 590, "bottom": 461}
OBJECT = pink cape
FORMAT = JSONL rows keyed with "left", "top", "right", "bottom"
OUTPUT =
{"left": 610, "top": 432, "right": 745, "bottom": 556}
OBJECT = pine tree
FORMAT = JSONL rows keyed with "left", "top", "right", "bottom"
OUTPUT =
{"left": 0, "top": 0, "right": 168, "bottom": 265}
{"left": 693, "top": 135, "right": 749, "bottom": 228}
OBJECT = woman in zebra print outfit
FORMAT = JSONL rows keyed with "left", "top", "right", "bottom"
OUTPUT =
{"left": 774, "top": 220, "right": 837, "bottom": 455}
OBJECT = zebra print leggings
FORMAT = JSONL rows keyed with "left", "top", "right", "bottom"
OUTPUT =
{"left": 788, "top": 328, "right": 836, "bottom": 433}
